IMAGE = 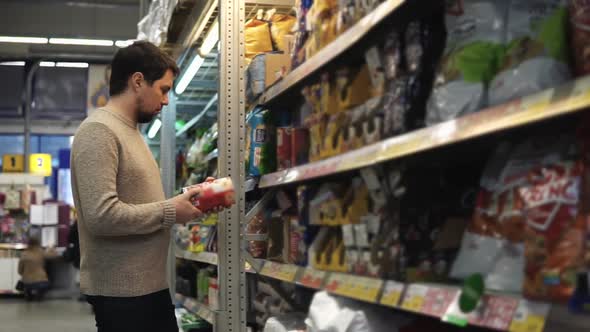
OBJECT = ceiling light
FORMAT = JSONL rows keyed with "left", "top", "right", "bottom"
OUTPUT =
{"left": 0, "top": 36, "right": 48, "bottom": 44}
{"left": 200, "top": 19, "right": 219, "bottom": 55}
{"left": 0, "top": 61, "right": 25, "bottom": 66}
{"left": 49, "top": 38, "right": 114, "bottom": 47}
{"left": 40, "top": 61, "right": 56, "bottom": 67}
{"left": 56, "top": 62, "right": 89, "bottom": 68}
{"left": 175, "top": 55, "right": 205, "bottom": 95}
{"left": 115, "top": 40, "right": 134, "bottom": 48}
{"left": 147, "top": 119, "right": 162, "bottom": 139}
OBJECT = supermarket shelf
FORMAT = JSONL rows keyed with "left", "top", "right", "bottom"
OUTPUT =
{"left": 252, "top": 0, "right": 405, "bottom": 107}
{"left": 175, "top": 293, "right": 216, "bottom": 325}
{"left": 252, "top": 260, "right": 552, "bottom": 331}
{"left": 175, "top": 248, "right": 255, "bottom": 272}
{"left": 205, "top": 149, "right": 218, "bottom": 162}
{"left": 175, "top": 247, "right": 219, "bottom": 265}
{"left": 0, "top": 243, "right": 27, "bottom": 250}
{"left": 245, "top": 177, "right": 258, "bottom": 193}
{"left": 259, "top": 75, "right": 590, "bottom": 188}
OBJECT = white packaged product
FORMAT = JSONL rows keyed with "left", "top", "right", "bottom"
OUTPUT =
{"left": 489, "top": 0, "right": 571, "bottom": 106}
{"left": 263, "top": 313, "right": 307, "bottom": 332}
{"left": 426, "top": 0, "right": 509, "bottom": 125}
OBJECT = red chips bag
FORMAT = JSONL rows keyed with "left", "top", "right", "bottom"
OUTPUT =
{"left": 519, "top": 161, "right": 585, "bottom": 301}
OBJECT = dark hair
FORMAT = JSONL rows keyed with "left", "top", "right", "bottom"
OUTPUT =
{"left": 27, "top": 237, "right": 40, "bottom": 248}
{"left": 109, "top": 41, "right": 179, "bottom": 96}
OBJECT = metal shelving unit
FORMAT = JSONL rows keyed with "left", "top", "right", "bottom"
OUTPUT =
{"left": 162, "top": 0, "right": 590, "bottom": 331}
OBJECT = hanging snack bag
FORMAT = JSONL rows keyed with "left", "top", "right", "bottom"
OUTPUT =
{"left": 489, "top": 0, "right": 571, "bottom": 106}
{"left": 519, "top": 161, "right": 584, "bottom": 301}
{"left": 245, "top": 18, "right": 274, "bottom": 65}
{"left": 426, "top": 0, "right": 508, "bottom": 125}
{"left": 246, "top": 107, "right": 276, "bottom": 176}
{"left": 270, "top": 14, "right": 297, "bottom": 52}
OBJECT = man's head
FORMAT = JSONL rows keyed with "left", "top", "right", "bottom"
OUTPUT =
{"left": 109, "top": 41, "right": 179, "bottom": 123}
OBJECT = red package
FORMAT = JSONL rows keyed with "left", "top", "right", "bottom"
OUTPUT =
{"left": 277, "top": 127, "right": 292, "bottom": 171}
{"left": 290, "top": 128, "right": 310, "bottom": 166}
{"left": 183, "top": 177, "right": 235, "bottom": 213}
{"left": 519, "top": 161, "right": 584, "bottom": 301}
{"left": 570, "top": 1, "right": 590, "bottom": 76}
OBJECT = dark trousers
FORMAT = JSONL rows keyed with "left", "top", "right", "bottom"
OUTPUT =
{"left": 87, "top": 289, "right": 178, "bottom": 332}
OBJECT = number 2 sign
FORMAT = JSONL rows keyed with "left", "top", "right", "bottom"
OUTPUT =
{"left": 29, "top": 154, "right": 52, "bottom": 176}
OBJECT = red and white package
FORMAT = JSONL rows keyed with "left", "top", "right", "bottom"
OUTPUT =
{"left": 519, "top": 161, "right": 585, "bottom": 302}
{"left": 183, "top": 177, "right": 236, "bottom": 213}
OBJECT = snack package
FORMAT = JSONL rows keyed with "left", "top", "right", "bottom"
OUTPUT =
{"left": 183, "top": 177, "right": 235, "bottom": 213}
{"left": 277, "top": 127, "right": 293, "bottom": 171}
{"left": 426, "top": 0, "right": 508, "bottom": 125}
{"left": 570, "top": 0, "right": 590, "bottom": 76}
{"left": 246, "top": 108, "right": 277, "bottom": 176}
{"left": 270, "top": 14, "right": 297, "bottom": 52}
{"left": 489, "top": 0, "right": 571, "bottom": 106}
{"left": 245, "top": 18, "right": 274, "bottom": 64}
{"left": 246, "top": 211, "right": 270, "bottom": 258}
{"left": 267, "top": 211, "right": 290, "bottom": 262}
{"left": 519, "top": 161, "right": 584, "bottom": 301}
{"left": 290, "top": 128, "right": 310, "bottom": 166}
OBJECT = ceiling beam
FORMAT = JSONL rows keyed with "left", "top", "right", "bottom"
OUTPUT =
{"left": 187, "top": 80, "right": 217, "bottom": 90}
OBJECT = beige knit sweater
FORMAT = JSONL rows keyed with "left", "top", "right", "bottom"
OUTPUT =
{"left": 71, "top": 108, "right": 176, "bottom": 297}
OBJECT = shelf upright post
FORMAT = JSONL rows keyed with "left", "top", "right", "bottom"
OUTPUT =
{"left": 217, "top": 0, "right": 247, "bottom": 330}
{"left": 160, "top": 93, "right": 177, "bottom": 300}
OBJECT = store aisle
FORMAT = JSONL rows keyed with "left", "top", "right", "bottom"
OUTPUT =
{"left": 0, "top": 298, "right": 95, "bottom": 332}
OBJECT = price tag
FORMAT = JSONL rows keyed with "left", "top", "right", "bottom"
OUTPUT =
{"left": 325, "top": 273, "right": 382, "bottom": 303}
{"left": 422, "top": 287, "right": 458, "bottom": 318}
{"left": 298, "top": 268, "right": 326, "bottom": 289}
{"left": 443, "top": 292, "right": 470, "bottom": 327}
{"left": 567, "top": 75, "right": 590, "bottom": 110}
{"left": 29, "top": 153, "right": 52, "bottom": 176}
{"left": 471, "top": 295, "right": 520, "bottom": 330}
{"left": 401, "top": 284, "right": 428, "bottom": 312}
{"left": 2, "top": 154, "right": 24, "bottom": 172}
{"left": 521, "top": 89, "right": 553, "bottom": 116}
{"left": 380, "top": 281, "right": 405, "bottom": 307}
{"left": 260, "top": 261, "right": 298, "bottom": 282}
{"left": 509, "top": 300, "right": 550, "bottom": 332}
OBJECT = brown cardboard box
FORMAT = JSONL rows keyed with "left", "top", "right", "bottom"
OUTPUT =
{"left": 264, "top": 52, "right": 291, "bottom": 88}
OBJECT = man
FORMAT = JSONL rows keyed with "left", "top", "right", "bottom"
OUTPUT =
{"left": 71, "top": 41, "right": 204, "bottom": 332}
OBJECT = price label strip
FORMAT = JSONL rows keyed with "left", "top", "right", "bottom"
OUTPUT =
{"left": 380, "top": 281, "right": 405, "bottom": 308}
{"left": 401, "top": 284, "right": 429, "bottom": 312}
{"left": 421, "top": 287, "right": 458, "bottom": 318}
{"left": 509, "top": 300, "right": 551, "bottom": 332}
{"left": 566, "top": 75, "right": 590, "bottom": 110}
{"left": 298, "top": 268, "right": 326, "bottom": 289}
{"left": 260, "top": 261, "right": 298, "bottom": 282}
{"left": 444, "top": 293, "right": 519, "bottom": 330}
{"left": 324, "top": 273, "right": 383, "bottom": 303}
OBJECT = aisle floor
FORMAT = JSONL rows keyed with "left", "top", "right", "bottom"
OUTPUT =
{"left": 0, "top": 298, "right": 95, "bottom": 332}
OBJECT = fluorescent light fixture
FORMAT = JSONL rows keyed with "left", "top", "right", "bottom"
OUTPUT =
{"left": 115, "top": 39, "right": 134, "bottom": 48}
{"left": 56, "top": 62, "right": 89, "bottom": 68}
{"left": 200, "top": 19, "right": 219, "bottom": 55}
{"left": 49, "top": 38, "right": 114, "bottom": 46}
{"left": 0, "top": 61, "right": 25, "bottom": 66}
{"left": 175, "top": 55, "right": 205, "bottom": 95}
{"left": 147, "top": 119, "right": 162, "bottom": 139}
{"left": 40, "top": 61, "right": 56, "bottom": 67}
{"left": 0, "top": 36, "right": 48, "bottom": 44}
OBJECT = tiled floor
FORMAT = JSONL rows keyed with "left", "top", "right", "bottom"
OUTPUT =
{"left": 0, "top": 298, "right": 95, "bottom": 332}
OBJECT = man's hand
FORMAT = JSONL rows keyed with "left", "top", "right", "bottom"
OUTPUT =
{"left": 171, "top": 187, "right": 203, "bottom": 224}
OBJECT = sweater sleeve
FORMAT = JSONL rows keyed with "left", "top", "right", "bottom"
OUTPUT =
{"left": 72, "top": 122, "right": 176, "bottom": 236}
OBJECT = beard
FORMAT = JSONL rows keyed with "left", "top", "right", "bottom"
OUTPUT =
{"left": 136, "top": 97, "right": 157, "bottom": 124}
{"left": 137, "top": 110, "right": 155, "bottom": 124}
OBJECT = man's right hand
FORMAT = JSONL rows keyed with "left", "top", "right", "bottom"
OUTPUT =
{"left": 171, "top": 187, "right": 203, "bottom": 224}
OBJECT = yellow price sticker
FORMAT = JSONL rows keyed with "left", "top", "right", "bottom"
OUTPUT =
{"left": 520, "top": 89, "right": 553, "bottom": 116}
{"left": 29, "top": 153, "right": 52, "bottom": 176}
{"left": 509, "top": 300, "right": 550, "bottom": 332}
{"left": 401, "top": 284, "right": 428, "bottom": 312}
{"left": 299, "top": 268, "right": 326, "bottom": 289}
{"left": 346, "top": 276, "right": 383, "bottom": 303}
{"left": 2, "top": 154, "right": 24, "bottom": 172}
{"left": 566, "top": 76, "right": 590, "bottom": 110}
{"left": 380, "top": 281, "right": 405, "bottom": 307}
{"left": 260, "top": 261, "right": 298, "bottom": 282}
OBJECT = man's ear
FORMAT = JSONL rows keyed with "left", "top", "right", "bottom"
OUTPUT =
{"left": 131, "top": 72, "right": 144, "bottom": 91}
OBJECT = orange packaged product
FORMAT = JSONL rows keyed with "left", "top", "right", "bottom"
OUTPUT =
{"left": 519, "top": 161, "right": 584, "bottom": 302}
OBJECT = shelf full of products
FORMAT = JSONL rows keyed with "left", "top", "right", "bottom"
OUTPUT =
{"left": 175, "top": 293, "right": 217, "bottom": 325}
{"left": 239, "top": 0, "right": 590, "bottom": 331}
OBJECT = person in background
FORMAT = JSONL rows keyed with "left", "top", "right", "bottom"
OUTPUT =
{"left": 18, "top": 237, "right": 56, "bottom": 301}
{"left": 63, "top": 214, "right": 84, "bottom": 301}
{"left": 70, "top": 41, "right": 224, "bottom": 332}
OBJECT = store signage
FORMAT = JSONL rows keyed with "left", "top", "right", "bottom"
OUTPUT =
{"left": 29, "top": 154, "right": 52, "bottom": 176}
{"left": 2, "top": 154, "right": 24, "bottom": 172}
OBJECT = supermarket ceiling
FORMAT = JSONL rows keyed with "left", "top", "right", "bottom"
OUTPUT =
{"left": 0, "top": 0, "right": 140, "bottom": 61}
